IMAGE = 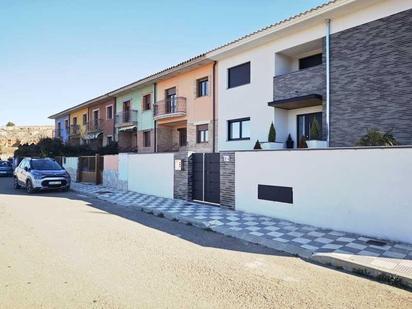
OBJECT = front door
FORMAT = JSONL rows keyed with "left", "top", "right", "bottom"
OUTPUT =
{"left": 192, "top": 153, "right": 220, "bottom": 204}
{"left": 297, "top": 112, "right": 322, "bottom": 147}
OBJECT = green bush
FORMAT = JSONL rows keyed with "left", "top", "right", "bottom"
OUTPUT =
{"left": 268, "top": 122, "right": 276, "bottom": 143}
{"left": 356, "top": 129, "right": 398, "bottom": 146}
{"left": 310, "top": 118, "right": 321, "bottom": 140}
{"left": 97, "top": 142, "right": 119, "bottom": 155}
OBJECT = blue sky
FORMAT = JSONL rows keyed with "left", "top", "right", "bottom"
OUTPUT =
{"left": 0, "top": 0, "right": 325, "bottom": 125}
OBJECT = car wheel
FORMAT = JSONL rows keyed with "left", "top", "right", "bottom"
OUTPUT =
{"left": 14, "top": 177, "right": 21, "bottom": 189}
{"left": 26, "top": 179, "right": 34, "bottom": 194}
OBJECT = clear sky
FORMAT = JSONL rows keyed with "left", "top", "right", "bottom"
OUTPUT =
{"left": 0, "top": 0, "right": 326, "bottom": 125}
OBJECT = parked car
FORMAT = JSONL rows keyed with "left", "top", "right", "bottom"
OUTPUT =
{"left": 0, "top": 160, "right": 13, "bottom": 177}
{"left": 14, "top": 158, "right": 71, "bottom": 193}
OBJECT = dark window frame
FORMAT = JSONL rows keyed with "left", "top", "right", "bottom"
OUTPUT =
{"left": 296, "top": 112, "right": 322, "bottom": 145}
{"left": 298, "top": 53, "right": 322, "bottom": 70}
{"left": 82, "top": 113, "right": 87, "bottom": 125}
{"left": 228, "top": 62, "right": 251, "bottom": 89}
{"left": 178, "top": 128, "right": 187, "bottom": 147}
{"left": 197, "top": 77, "right": 209, "bottom": 97}
{"left": 196, "top": 124, "right": 209, "bottom": 144}
{"left": 228, "top": 117, "right": 251, "bottom": 141}
{"left": 106, "top": 105, "right": 113, "bottom": 120}
{"left": 142, "top": 94, "right": 151, "bottom": 111}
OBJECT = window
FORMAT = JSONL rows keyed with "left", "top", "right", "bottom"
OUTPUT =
{"left": 166, "top": 87, "right": 177, "bottom": 113}
{"left": 228, "top": 62, "right": 250, "bottom": 88}
{"left": 143, "top": 131, "right": 151, "bottom": 147}
{"left": 64, "top": 119, "right": 69, "bottom": 129}
{"left": 106, "top": 105, "right": 113, "bottom": 120}
{"left": 57, "top": 122, "right": 61, "bottom": 137}
{"left": 82, "top": 113, "right": 87, "bottom": 125}
{"left": 228, "top": 118, "right": 250, "bottom": 140}
{"left": 196, "top": 125, "right": 208, "bottom": 143}
{"left": 142, "top": 94, "right": 151, "bottom": 111}
{"left": 197, "top": 77, "right": 208, "bottom": 97}
{"left": 299, "top": 53, "right": 322, "bottom": 70}
{"left": 107, "top": 136, "right": 113, "bottom": 144}
{"left": 297, "top": 112, "right": 322, "bottom": 146}
{"left": 72, "top": 117, "right": 77, "bottom": 125}
{"left": 178, "top": 128, "right": 187, "bottom": 147}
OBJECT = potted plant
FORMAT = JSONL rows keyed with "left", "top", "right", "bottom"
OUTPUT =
{"left": 253, "top": 140, "right": 262, "bottom": 150}
{"left": 306, "top": 118, "right": 327, "bottom": 148}
{"left": 261, "top": 122, "right": 284, "bottom": 149}
{"left": 286, "top": 134, "right": 294, "bottom": 149}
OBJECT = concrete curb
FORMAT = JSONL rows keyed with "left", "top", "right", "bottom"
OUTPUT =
{"left": 73, "top": 187, "right": 412, "bottom": 290}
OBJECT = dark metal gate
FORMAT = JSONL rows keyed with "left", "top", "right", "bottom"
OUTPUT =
{"left": 192, "top": 153, "right": 220, "bottom": 204}
{"left": 78, "top": 155, "right": 104, "bottom": 185}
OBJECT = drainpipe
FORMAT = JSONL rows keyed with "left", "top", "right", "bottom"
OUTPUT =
{"left": 212, "top": 61, "right": 217, "bottom": 153}
{"left": 153, "top": 82, "right": 157, "bottom": 153}
{"left": 325, "top": 19, "right": 331, "bottom": 147}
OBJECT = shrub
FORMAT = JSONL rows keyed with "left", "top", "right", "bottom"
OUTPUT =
{"left": 299, "top": 135, "right": 308, "bottom": 148}
{"left": 253, "top": 140, "right": 262, "bottom": 150}
{"left": 356, "top": 129, "right": 398, "bottom": 146}
{"left": 97, "top": 142, "right": 119, "bottom": 155}
{"left": 268, "top": 122, "right": 276, "bottom": 143}
{"left": 310, "top": 118, "right": 321, "bottom": 140}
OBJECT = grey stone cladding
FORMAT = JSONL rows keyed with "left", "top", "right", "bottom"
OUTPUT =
{"left": 273, "top": 63, "right": 326, "bottom": 101}
{"left": 174, "top": 152, "right": 191, "bottom": 200}
{"left": 220, "top": 152, "right": 235, "bottom": 208}
{"left": 330, "top": 9, "right": 412, "bottom": 146}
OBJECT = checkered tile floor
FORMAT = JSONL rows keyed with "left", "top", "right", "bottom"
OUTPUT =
{"left": 72, "top": 182, "right": 412, "bottom": 281}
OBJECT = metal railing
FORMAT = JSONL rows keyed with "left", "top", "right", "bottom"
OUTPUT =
{"left": 87, "top": 119, "right": 105, "bottom": 133}
{"left": 115, "top": 110, "right": 138, "bottom": 127}
{"left": 70, "top": 125, "right": 80, "bottom": 136}
{"left": 154, "top": 97, "right": 186, "bottom": 118}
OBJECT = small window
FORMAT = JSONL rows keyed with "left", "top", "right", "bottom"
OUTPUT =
{"left": 228, "top": 118, "right": 250, "bottom": 141}
{"left": 143, "top": 131, "right": 151, "bottom": 147}
{"left": 82, "top": 113, "right": 87, "bottom": 125}
{"left": 228, "top": 62, "right": 250, "bottom": 88}
{"left": 196, "top": 124, "right": 209, "bottom": 143}
{"left": 106, "top": 105, "right": 113, "bottom": 120}
{"left": 142, "top": 94, "right": 151, "bottom": 111}
{"left": 299, "top": 53, "right": 322, "bottom": 70}
{"left": 64, "top": 119, "right": 69, "bottom": 129}
{"left": 197, "top": 77, "right": 208, "bottom": 97}
{"left": 72, "top": 117, "right": 77, "bottom": 125}
{"left": 107, "top": 136, "right": 113, "bottom": 144}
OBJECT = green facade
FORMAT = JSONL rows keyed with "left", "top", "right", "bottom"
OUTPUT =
{"left": 115, "top": 84, "right": 154, "bottom": 131}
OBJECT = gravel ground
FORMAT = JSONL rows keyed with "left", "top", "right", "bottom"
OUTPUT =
{"left": 0, "top": 177, "right": 411, "bottom": 308}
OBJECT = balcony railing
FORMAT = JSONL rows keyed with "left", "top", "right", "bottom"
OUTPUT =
{"left": 273, "top": 64, "right": 325, "bottom": 101}
{"left": 87, "top": 119, "right": 105, "bottom": 133}
{"left": 154, "top": 97, "right": 186, "bottom": 119}
{"left": 115, "top": 110, "right": 138, "bottom": 127}
{"left": 70, "top": 124, "right": 81, "bottom": 136}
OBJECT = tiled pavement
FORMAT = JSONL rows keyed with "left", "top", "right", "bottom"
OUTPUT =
{"left": 72, "top": 182, "right": 412, "bottom": 288}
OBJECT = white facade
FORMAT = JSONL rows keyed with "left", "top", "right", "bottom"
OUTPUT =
{"left": 235, "top": 147, "right": 412, "bottom": 244}
{"left": 213, "top": 0, "right": 412, "bottom": 151}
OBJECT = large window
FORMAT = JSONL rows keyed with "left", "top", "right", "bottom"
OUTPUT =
{"left": 106, "top": 105, "right": 113, "bottom": 120}
{"left": 197, "top": 77, "right": 208, "bottom": 97}
{"left": 228, "top": 117, "right": 250, "bottom": 141}
{"left": 143, "top": 94, "right": 151, "bottom": 111}
{"left": 143, "top": 131, "right": 151, "bottom": 147}
{"left": 166, "top": 87, "right": 177, "bottom": 113}
{"left": 178, "top": 128, "right": 187, "bottom": 147}
{"left": 299, "top": 53, "right": 322, "bottom": 70}
{"left": 228, "top": 62, "right": 250, "bottom": 88}
{"left": 297, "top": 112, "right": 322, "bottom": 145}
{"left": 196, "top": 124, "right": 208, "bottom": 143}
{"left": 82, "top": 113, "right": 87, "bottom": 125}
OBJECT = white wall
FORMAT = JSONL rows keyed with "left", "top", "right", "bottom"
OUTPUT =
{"left": 127, "top": 153, "right": 174, "bottom": 198}
{"left": 216, "top": 0, "right": 411, "bottom": 151}
{"left": 63, "top": 157, "right": 78, "bottom": 181}
{"left": 235, "top": 148, "right": 412, "bottom": 243}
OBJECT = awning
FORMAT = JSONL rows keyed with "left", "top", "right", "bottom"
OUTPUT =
{"left": 84, "top": 132, "right": 102, "bottom": 140}
{"left": 268, "top": 94, "right": 322, "bottom": 110}
{"left": 118, "top": 125, "right": 137, "bottom": 132}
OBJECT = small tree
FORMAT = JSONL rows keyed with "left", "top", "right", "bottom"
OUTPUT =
{"left": 299, "top": 135, "right": 308, "bottom": 148}
{"left": 310, "top": 118, "right": 321, "bottom": 140}
{"left": 6, "top": 122, "right": 15, "bottom": 127}
{"left": 253, "top": 140, "right": 262, "bottom": 150}
{"left": 268, "top": 122, "right": 276, "bottom": 143}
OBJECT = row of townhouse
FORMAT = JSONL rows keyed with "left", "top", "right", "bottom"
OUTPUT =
{"left": 50, "top": 0, "right": 412, "bottom": 153}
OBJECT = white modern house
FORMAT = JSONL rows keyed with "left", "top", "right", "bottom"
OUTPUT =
{"left": 209, "top": 0, "right": 412, "bottom": 151}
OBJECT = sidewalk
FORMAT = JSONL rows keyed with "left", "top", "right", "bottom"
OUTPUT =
{"left": 72, "top": 182, "right": 412, "bottom": 289}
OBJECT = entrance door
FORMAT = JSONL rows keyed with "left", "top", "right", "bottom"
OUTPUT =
{"left": 192, "top": 153, "right": 220, "bottom": 204}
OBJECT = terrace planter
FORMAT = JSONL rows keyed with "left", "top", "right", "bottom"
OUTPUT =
{"left": 306, "top": 140, "right": 327, "bottom": 149}
{"left": 261, "top": 142, "right": 284, "bottom": 150}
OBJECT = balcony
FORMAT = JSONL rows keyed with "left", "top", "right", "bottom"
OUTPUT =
{"left": 87, "top": 119, "right": 104, "bottom": 133}
{"left": 115, "top": 110, "right": 138, "bottom": 128}
{"left": 272, "top": 64, "right": 325, "bottom": 107}
{"left": 154, "top": 97, "right": 186, "bottom": 120}
{"left": 69, "top": 124, "right": 81, "bottom": 137}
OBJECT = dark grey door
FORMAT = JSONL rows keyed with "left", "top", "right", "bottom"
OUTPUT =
{"left": 192, "top": 153, "right": 220, "bottom": 204}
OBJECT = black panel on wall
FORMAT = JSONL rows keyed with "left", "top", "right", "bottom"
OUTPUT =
{"left": 258, "top": 184, "right": 293, "bottom": 204}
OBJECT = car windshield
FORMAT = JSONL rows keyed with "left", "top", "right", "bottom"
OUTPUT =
{"left": 0, "top": 161, "right": 11, "bottom": 167}
{"left": 31, "top": 160, "right": 63, "bottom": 171}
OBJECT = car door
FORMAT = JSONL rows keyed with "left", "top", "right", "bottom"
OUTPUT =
{"left": 17, "top": 160, "right": 27, "bottom": 184}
